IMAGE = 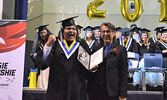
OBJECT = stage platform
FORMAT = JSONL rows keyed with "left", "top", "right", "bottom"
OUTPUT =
{"left": 23, "top": 88, "right": 164, "bottom": 100}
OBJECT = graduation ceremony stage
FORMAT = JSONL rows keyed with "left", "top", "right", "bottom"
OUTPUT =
{"left": 23, "top": 88, "right": 164, "bottom": 100}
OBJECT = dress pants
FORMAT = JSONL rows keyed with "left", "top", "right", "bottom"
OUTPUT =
{"left": 88, "top": 84, "right": 118, "bottom": 100}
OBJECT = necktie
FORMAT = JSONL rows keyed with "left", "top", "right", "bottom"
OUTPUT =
{"left": 104, "top": 47, "right": 108, "bottom": 57}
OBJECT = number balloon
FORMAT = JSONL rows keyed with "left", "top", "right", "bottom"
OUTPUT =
{"left": 158, "top": 0, "right": 167, "bottom": 23}
{"left": 87, "top": 0, "right": 106, "bottom": 20}
{"left": 120, "top": 0, "right": 143, "bottom": 22}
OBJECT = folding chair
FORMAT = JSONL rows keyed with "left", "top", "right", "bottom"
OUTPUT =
{"left": 143, "top": 53, "right": 167, "bottom": 92}
{"left": 127, "top": 52, "right": 142, "bottom": 90}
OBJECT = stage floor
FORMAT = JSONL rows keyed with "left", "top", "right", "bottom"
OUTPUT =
{"left": 23, "top": 88, "right": 163, "bottom": 100}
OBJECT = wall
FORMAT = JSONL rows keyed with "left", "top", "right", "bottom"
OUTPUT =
{"left": 27, "top": 0, "right": 167, "bottom": 41}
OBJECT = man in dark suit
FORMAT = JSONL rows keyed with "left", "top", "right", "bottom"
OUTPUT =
{"left": 88, "top": 22, "right": 128, "bottom": 100}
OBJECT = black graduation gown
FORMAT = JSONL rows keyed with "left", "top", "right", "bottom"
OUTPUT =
{"left": 85, "top": 39, "right": 96, "bottom": 51}
{"left": 138, "top": 43, "right": 149, "bottom": 56}
{"left": 117, "top": 38, "right": 138, "bottom": 53}
{"left": 155, "top": 41, "right": 167, "bottom": 57}
{"left": 148, "top": 37, "right": 158, "bottom": 53}
{"left": 94, "top": 38, "right": 100, "bottom": 46}
{"left": 36, "top": 39, "right": 91, "bottom": 100}
{"left": 87, "top": 42, "right": 128, "bottom": 99}
{"left": 155, "top": 41, "right": 167, "bottom": 68}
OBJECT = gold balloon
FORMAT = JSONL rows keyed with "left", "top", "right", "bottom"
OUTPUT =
{"left": 158, "top": 0, "right": 167, "bottom": 23}
{"left": 87, "top": 0, "right": 106, "bottom": 20}
{"left": 120, "top": 0, "right": 143, "bottom": 22}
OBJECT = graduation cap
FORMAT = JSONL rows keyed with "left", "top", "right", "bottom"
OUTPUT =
{"left": 56, "top": 16, "right": 78, "bottom": 28}
{"left": 130, "top": 24, "right": 137, "bottom": 29}
{"left": 154, "top": 26, "right": 165, "bottom": 33}
{"left": 83, "top": 26, "right": 94, "bottom": 31}
{"left": 36, "top": 24, "right": 49, "bottom": 32}
{"left": 115, "top": 27, "right": 122, "bottom": 32}
{"left": 76, "top": 25, "right": 83, "bottom": 31}
{"left": 141, "top": 28, "right": 150, "bottom": 34}
{"left": 120, "top": 28, "right": 131, "bottom": 36}
{"left": 161, "top": 29, "right": 167, "bottom": 34}
{"left": 94, "top": 26, "right": 100, "bottom": 30}
{"left": 131, "top": 27, "right": 141, "bottom": 33}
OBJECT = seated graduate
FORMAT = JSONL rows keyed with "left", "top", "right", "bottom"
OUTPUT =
{"left": 131, "top": 27, "right": 141, "bottom": 43}
{"left": 149, "top": 26, "right": 164, "bottom": 52}
{"left": 36, "top": 16, "right": 91, "bottom": 100}
{"left": 83, "top": 26, "right": 96, "bottom": 50}
{"left": 155, "top": 29, "right": 167, "bottom": 67}
{"left": 87, "top": 22, "right": 128, "bottom": 100}
{"left": 30, "top": 24, "right": 52, "bottom": 89}
{"left": 76, "top": 25, "right": 83, "bottom": 39}
{"left": 150, "top": 26, "right": 164, "bottom": 43}
{"left": 117, "top": 28, "right": 138, "bottom": 53}
{"left": 93, "top": 26, "right": 101, "bottom": 46}
{"left": 115, "top": 27, "right": 122, "bottom": 39}
{"left": 138, "top": 28, "right": 153, "bottom": 57}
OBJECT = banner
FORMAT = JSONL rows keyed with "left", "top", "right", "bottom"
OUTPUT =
{"left": 0, "top": 21, "right": 26, "bottom": 100}
{"left": 0, "top": 0, "right": 3, "bottom": 20}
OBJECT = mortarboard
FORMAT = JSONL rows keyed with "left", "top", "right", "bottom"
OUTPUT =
{"left": 76, "top": 25, "right": 83, "bottom": 31}
{"left": 36, "top": 24, "right": 49, "bottom": 32}
{"left": 161, "top": 29, "right": 167, "bottom": 34}
{"left": 130, "top": 24, "right": 137, "bottom": 29}
{"left": 120, "top": 28, "right": 132, "bottom": 36}
{"left": 131, "top": 27, "right": 141, "bottom": 33}
{"left": 83, "top": 26, "right": 94, "bottom": 31}
{"left": 56, "top": 16, "right": 78, "bottom": 28}
{"left": 94, "top": 26, "right": 100, "bottom": 30}
{"left": 141, "top": 28, "right": 150, "bottom": 34}
{"left": 115, "top": 27, "right": 122, "bottom": 32}
{"left": 154, "top": 26, "right": 165, "bottom": 33}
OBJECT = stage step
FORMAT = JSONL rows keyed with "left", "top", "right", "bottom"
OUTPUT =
{"left": 23, "top": 88, "right": 163, "bottom": 100}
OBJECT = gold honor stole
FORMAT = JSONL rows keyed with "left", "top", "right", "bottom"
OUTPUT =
{"left": 39, "top": 42, "right": 44, "bottom": 49}
{"left": 159, "top": 40, "right": 167, "bottom": 49}
{"left": 152, "top": 36, "right": 158, "bottom": 43}
{"left": 58, "top": 39, "right": 80, "bottom": 59}
{"left": 86, "top": 40, "right": 95, "bottom": 48}
{"left": 120, "top": 37, "right": 132, "bottom": 51}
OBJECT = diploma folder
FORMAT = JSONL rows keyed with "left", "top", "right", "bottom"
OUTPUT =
{"left": 77, "top": 46, "right": 103, "bottom": 70}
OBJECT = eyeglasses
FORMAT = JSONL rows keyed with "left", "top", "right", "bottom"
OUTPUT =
{"left": 65, "top": 28, "right": 76, "bottom": 31}
{"left": 102, "top": 30, "right": 111, "bottom": 34}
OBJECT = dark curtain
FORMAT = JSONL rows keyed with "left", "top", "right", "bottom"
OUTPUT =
{"left": 15, "top": 0, "right": 28, "bottom": 20}
{"left": 15, "top": 0, "right": 28, "bottom": 86}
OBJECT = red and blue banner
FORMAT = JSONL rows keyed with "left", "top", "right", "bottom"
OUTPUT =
{"left": 0, "top": 21, "right": 26, "bottom": 100}
{"left": 0, "top": 0, "right": 3, "bottom": 20}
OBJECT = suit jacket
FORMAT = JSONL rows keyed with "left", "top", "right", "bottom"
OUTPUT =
{"left": 88, "top": 42, "right": 128, "bottom": 97}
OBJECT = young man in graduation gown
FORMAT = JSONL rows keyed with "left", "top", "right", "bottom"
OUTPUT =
{"left": 117, "top": 28, "right": 138, "bottom": 53}
{"left": 149, "top": 26, "right": 164, "bottom": 53}
{"left": 155, "top": 29, "right": 167, "bottom": 67}
{"left": 150, "top": 26, "right": 164, "bottom": 43}
{"left": 87, "top": 22, "right": 128, "bottom": 100}
{"left": 30, "top": 24, "right": 52, "bottom": 89}
{"left": 36, "top": 16, "right": 91, "bottom": 100}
